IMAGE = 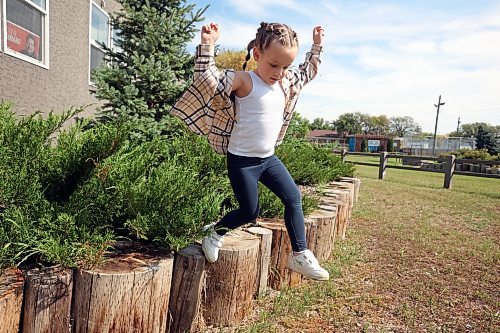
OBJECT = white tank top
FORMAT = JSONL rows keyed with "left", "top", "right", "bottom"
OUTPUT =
{"left": 228, "top": 71, "right": 285, "bottom": 158}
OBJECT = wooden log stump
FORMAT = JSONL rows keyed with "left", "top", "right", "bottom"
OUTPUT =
{"left": 339, "top": 177, "right": 361, "bottom": 203}
{"left": 324, "top": 188, "right": 352, "bottom": 219}
{"left": 168, "top": 244, "right": 206, "bottom": 333}
{"left": 307, "top": 208, "right": 337, "bottom": 262}
{"left": 246, "top": 226, "right": 272, "bottom": 297}
{"left": 72, "top": 241, "right": 173, "bottom": 333}
{"left": 321, "top": 194, "right": 349, "bottom": 240}
{"left": 203, "top": 230, "right": 259, "bottom": 327}
{"left": 325, "top": 182, "right": 354, "bottom": 218}
{"left": 0, "top": 267, "right": 24, "bottom": 333}
{"left": 257, "top": 218, "right": 318, "bottom": 290}
{"left": 256, "top": 219, "right": 300, "bottom": 290}
{"left": 21, "top": 266, "right": 72, "bottom": 333}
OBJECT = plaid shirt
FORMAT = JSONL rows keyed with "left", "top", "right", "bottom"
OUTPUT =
{"left": 170, "top": 43, "right": 323, "bottom": 154}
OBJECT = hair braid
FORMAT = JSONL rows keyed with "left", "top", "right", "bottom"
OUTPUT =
{"left": 242, "top": 39, "right": 255, "bottom": 70}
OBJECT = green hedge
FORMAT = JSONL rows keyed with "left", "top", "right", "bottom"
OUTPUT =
{"left": 276, "top": 139, "right": 355, "bottom": 185}
{"left": 0, "top": 103, "right": 121, "bottom": 270}
{"left": 440, "top": 148, "right": 500, "bottom": 161}
{"left": 1, "top": 102, "right": 355, "bottom": 271}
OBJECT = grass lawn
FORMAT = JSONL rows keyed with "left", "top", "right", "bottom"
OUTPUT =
{"left": 226, "top": 165, "right": 500, "bottom": 332}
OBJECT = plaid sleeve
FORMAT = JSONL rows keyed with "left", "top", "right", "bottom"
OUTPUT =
{"left": 170, "top": 44, "right": 232, "bottom": 136}
{"left": 287, "top": 44, "right": 323, "bottom": 89}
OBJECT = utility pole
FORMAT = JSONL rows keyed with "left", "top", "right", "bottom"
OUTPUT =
{"left": 432, "top": 95, "right": 445, "bottom": 156}
{"left": 456, "top": 117, "right": 461, "bottom": 134}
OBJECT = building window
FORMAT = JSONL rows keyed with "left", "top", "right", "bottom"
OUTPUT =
{"left": 2, "top": 0, "right": 49, "bottom": 67}
{"left": 89, "top": 1, "right": 110, "bottom": 84}
{"left": 111, "top": 28, "right": 122, "bottom": 54}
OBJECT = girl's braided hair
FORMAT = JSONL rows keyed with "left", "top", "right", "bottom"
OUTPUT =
{"left": 242, "top": 22, "right": 298, "bottom": 70}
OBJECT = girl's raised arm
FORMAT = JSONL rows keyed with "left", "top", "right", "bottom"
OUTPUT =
{"left": 201, "top": 22, "right": 220, "bottom": 45}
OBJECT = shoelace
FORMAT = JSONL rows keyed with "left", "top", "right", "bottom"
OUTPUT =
{"left": 210, "top": 233, "right": 224, "bottom": 247}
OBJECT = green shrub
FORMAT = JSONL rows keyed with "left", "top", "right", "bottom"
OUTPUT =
{"left": 258, "top": 185, "right": 318, "bottom": 218}
{"left": 461, "top": 149, "right": 492, "bottom": 160}
{"left": 440, "top": 148, "right": 496, "bottom": 161}
{"left": 387, "top": 138, "right": 394, "bottom": 152}
{"left": 67, "top": 134, "right": 232, "bottom": 251}
{"left": 276, "top": 139, "right": 355, "bottom": 185}
{"left": 0, "top": 102, "right": 121, "bottom": 270}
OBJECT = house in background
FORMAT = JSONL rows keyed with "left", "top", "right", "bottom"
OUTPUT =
{"left": 0, "top": 0, "right": 121, "bottom": 118}
{"left": 307, "top": 129, "right": 347, "bottom": 147}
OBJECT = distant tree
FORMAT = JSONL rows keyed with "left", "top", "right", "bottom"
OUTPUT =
{"left": 216, "top": 49, "right": 256, "bottom": 70}
{"left": 360, "top": 138, "right": 368, "bottom": 152}
{"left": 460, "top": 122, "right": 499, "bottom": 138}
{"left": 447, "top": 130, "right": 462, "bottom": 137}
{"left": 285, "top": 112, "right": 310, "bottom": 140}
{"left": 389, "top": 116, "right": 418, "bottom": 137}
{"left": 475, "top": 126, "right": 498, "bottom": 155}
{"left": 334, "top": 112, "right": 364, "bottom": 135}
{"left": 387, "top": 138, "right": 394, "bottom": 152}
{"left": 310, "top": 117, "right": 326, "bottom": 130}
{"left": 368, "top": 115, "right": 390, "bottom": 135}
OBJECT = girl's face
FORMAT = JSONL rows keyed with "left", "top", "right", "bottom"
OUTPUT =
{"left": 253, "top": 43, "right": 298, "bottom": 85}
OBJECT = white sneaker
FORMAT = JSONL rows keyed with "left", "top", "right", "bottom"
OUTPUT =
{"left": 288, "top": 249, "right": 330, "bottom": 281}
{"left": 202, "top": 231, "right": 225, "bottom": 263}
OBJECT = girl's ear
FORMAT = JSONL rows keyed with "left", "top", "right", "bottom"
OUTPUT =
{"left": 253, "top": 47, "right": 260, "bottom": 61}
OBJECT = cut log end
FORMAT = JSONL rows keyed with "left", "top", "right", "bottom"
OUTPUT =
{"left": 73, "top": 241, "right": 174, "bottom": 333}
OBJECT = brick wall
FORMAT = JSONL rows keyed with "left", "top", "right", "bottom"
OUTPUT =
{"left": 0, "top": 0, "right": 121, "bottom": 118}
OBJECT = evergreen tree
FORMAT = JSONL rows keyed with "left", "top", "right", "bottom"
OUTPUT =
{"left": 92, "top": 0, "right": 207, "bottom": 140}
{"left": 360, "top": 138, "right": 368, "bottom": 152}
{"left": 475, "top": 125, "right": 498, "bottom": 155}
{"left": 387, "top": 138, "right": 394, "bottom": 152}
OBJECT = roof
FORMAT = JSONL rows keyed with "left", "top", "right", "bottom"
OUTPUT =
{"left": 348, "top": 134, "right": 391, "bottom": 139}
{"left": 307, "top": 130, "right": 341, "bottom": 139}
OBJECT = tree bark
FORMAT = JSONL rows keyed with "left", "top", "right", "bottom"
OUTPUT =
{"left": 72, "top": 241, "right": 173, "bottom": 333}
{"left": 203, "top": 230, "right": 259, "bottom": 327}
{"left": 339, "top": 177, "right": 361, "bottom": 203}
{"left": 307, "top": 208, "right": 337, "bottom": 263}
{"left": 21, "top": 266, "right": 72, "bottom": 333}
{"left": 324, "top": 188, "right": 352, "bottom": 219}
{"left": 246, "top": 226, "right": 272, "bottom": 297}
{"left": 325, "top": 182, "right": 354, "bottom": 218}
{"left": 0, "top": 267, "right": 24, "bottom": 333}
{"left": 256, "top": 218, "right": 317, "bottom": 290}
{"left": 168, "top": 244, "right": 206, "bottom": 333}
{"left": 321, "top": 193, "right": 350, "bottom": 241}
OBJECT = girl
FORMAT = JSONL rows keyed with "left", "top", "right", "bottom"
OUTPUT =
{"left": 171, "top": 22, "right": 328, "bottom": 280}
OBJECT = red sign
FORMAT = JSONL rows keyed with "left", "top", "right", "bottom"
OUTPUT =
{"left": 6, "top": 21, "right": 41, "bottom": 60}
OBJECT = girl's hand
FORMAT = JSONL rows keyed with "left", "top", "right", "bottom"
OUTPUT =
{"left": 201, "top": 22, "right": 220, "bottom": 45}
{"left": 313, "top": 26, "right": 325, "bottom": 45}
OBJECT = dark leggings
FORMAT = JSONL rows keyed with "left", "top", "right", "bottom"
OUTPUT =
{"left": 215, "top": 152, "right": 307, "bottom": 252}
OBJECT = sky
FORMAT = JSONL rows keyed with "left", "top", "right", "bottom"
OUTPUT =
{"left": 187, "top": 0, "right": 500, "bottom": 134}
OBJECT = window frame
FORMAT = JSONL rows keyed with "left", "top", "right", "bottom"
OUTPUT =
{"left": 88, "top": 0, "right": 111, "bottom": 86}
{"left": 1, "top": 0, "right": 50, "bottom": 68}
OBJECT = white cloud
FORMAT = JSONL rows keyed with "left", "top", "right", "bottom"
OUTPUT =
{"left": 189, "top": 1, "right": 500, "bottom": 133}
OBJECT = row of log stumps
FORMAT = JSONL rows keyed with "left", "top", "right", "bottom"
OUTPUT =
{"left": 0, "top": 177, "right": 360, "bottom": 332}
